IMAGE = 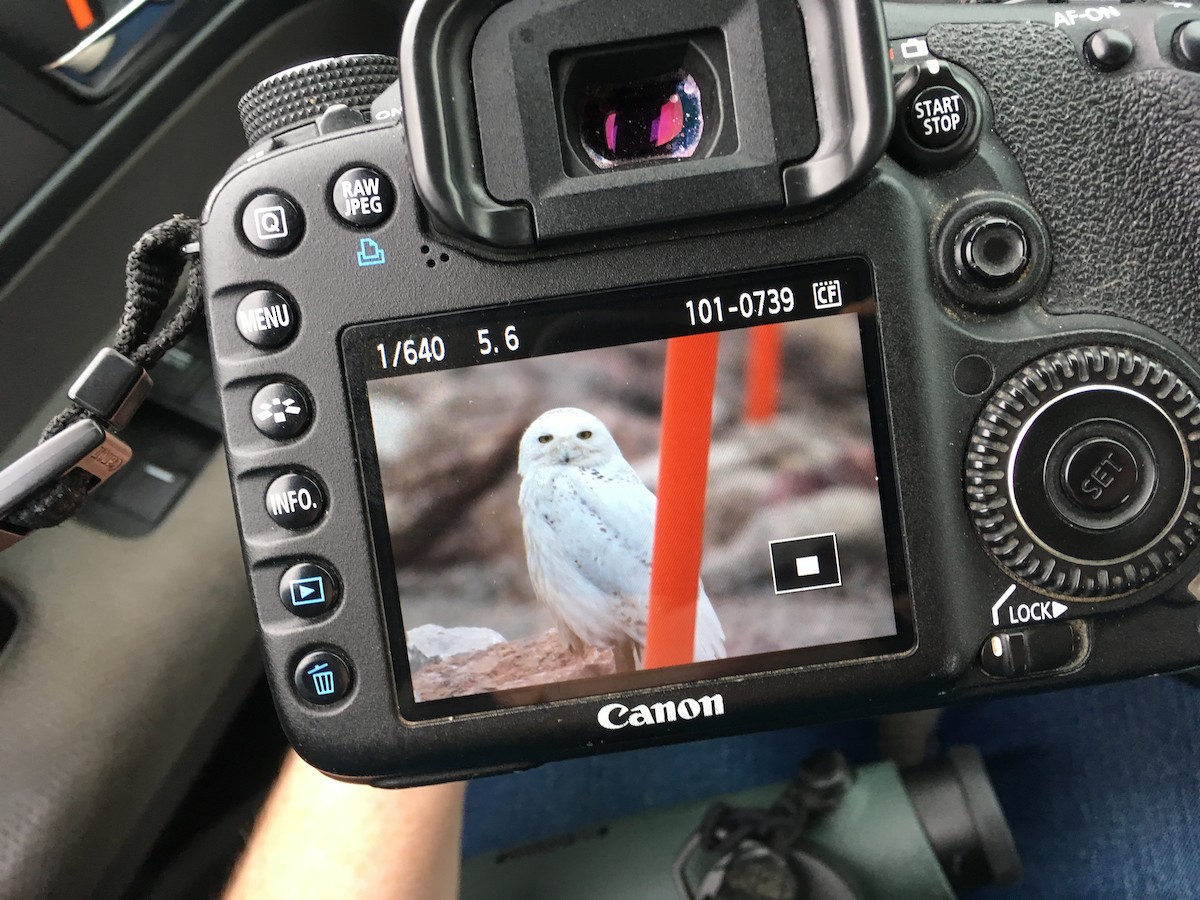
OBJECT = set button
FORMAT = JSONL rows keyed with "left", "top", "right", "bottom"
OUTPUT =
{"left": 294, "top": 649, "right": 353, "bottom": 704}
{"left": 241, "top": 191, "right": 303, "bottom": 254}
{"left": 265, "top": 471, "right": 325, "bottom": 529}
{"left": 279, "top": 562, "right": 340, "bottom": 618}
{"left": 236, "top": 289, "right": 298, "bottom": 348}
{"left": 252, "top": 381, "right": 311, "bottom": 440}
{"left": 1061, "top": 437, "right": 1140, "bottom": 514}
{"left": 331, "top": 166, "right": 395, "bottom": 228}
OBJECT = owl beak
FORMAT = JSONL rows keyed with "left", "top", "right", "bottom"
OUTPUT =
{"left": 558, "top": 445, "right": 572, "bottom": 464}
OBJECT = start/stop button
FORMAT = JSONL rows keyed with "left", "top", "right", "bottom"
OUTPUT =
{"left": 890, "top": 59, "right": 980, "bottom": 172}
{"left": 907, "top": 84, "right": 969, "bottom": 149}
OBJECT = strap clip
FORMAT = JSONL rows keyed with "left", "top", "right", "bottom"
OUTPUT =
{"left": 0, "top": 419, "right": 132, "bottom": 551}
{"left": 68, "top": 348, "right": 153, "bottom": 430}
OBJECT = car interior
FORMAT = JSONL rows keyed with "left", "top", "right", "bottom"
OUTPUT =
{"left": 0, "top": 3, "right": 401, "bottom": 896}
{"left": 2, "top": 0, "right": 1199, "bottom": 898}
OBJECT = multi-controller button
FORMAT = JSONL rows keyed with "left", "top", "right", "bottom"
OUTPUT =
{"left": 331, "top": 166, "right": 395, "bottom": 228}
{"left": 956, "top": 216, "right": 1028, "bottom": 289}
{"left": 236, "top": 289, "right": 299, "bottom": 348}
{"left": 279, "top": 562, "right": 340, "bottom": 617}
{"left": 936, "top": 195, "right": 1049, "bottom": 310}
{"left": 265, "top": 471, "right": 326, "bottom": 529}
{"left": 1083, "top": 29, "right": 1134, "bottom": 72}
{"left": 293, "top": 649, "right": 353, "bottom": 704}
{"left": 252, "top": 382, "right": 312, "bottom": 440}
{"left": 1174, "top": 21, "right": 1200, "bottom": 70}
{"left": 240, "top": 191, "right": 304, "bottom": 254}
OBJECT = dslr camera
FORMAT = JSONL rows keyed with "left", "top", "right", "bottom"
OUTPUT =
{"left": 199, "top": 0, "right": 1200, "bottom": 784}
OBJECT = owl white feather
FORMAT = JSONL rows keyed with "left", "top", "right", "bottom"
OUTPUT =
{"left": 518, "top": 407, "right": 726, "bottom": 672}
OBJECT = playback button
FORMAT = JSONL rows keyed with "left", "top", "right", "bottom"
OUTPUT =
{"left": 279, "top": 562, "right": 340, "bottom": 618}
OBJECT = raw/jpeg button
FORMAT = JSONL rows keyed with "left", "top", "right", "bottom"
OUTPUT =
{"left": 331, "top": 167, "right": 394, "bottom": 228}
{"left": 265, "top": 472, "right": 325, "bottom": 529}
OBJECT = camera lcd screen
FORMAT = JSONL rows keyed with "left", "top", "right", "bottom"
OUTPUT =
{"left": 343, "top": 259, "right": 912, "bottom": 718}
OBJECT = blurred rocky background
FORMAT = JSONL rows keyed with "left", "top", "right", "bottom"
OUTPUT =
{"left": 367, "top": 318, "right": 897, "bottom": 703}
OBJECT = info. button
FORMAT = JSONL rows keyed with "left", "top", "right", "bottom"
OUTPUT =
{"left": 769, "top": 533, "right": 842, "bottom": 594}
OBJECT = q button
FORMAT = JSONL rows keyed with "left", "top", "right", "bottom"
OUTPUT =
{"left": 241, "top": 192, "right": 303, "bottom": 254}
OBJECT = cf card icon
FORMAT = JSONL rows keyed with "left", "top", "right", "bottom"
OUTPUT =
{"left": 813, "top": 279, "right": 843, "bottom": 310}
{"left": 252, "top": 205, "right": 289, "bottom": 242}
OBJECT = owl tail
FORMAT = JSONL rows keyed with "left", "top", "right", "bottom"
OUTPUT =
{"left": 693, "top": 586, "right": 727, "bottom": 661}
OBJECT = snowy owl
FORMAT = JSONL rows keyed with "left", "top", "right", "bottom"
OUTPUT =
{"left": 517, "top": 407, "right": 726, "bottom": 673}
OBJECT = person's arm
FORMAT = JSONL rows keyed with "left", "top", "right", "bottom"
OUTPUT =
{"left": 224, "top": 751, "right": 466, "bottom": 900}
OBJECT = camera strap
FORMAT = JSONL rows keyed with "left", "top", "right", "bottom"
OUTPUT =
{"left": 0, "top": 215, "right": 204, "bottom": 550}
{"left": 673, "top": 750, "right": 855, "bottom": 900}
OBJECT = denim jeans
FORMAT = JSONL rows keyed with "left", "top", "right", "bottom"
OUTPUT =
{"left": 464, "top": 675, "right": 1200, "bottom": 898}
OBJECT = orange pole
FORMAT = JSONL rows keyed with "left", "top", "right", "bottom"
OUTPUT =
{"left": 743, "top": 324, "right": 783, "bottom": 423}
{"left": 643, "top": 332, "right": 720, "bottom": 669}
{"left": 65, "top": 0, "right": 95, "bottom": 30}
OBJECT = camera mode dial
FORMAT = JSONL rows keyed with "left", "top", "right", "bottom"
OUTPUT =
{"left": 237, "top": 54, "right": 398, "bottom": 146}
{"left": 965, "top": 347, "right": 1200, "bottom": 600}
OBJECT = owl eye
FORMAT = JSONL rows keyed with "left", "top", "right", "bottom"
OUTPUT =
{"left": 538, "top": 434, "right": 553, "bottom": 444}
{"left": 577, "top": 430, "right": 593, "bottom": 440}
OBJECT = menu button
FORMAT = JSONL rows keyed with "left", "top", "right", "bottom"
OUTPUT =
{"left": 236, "top": 289, "right": 298, "bottom": 349}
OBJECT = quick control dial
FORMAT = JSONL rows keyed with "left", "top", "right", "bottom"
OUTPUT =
{"left": 965, "top": 347, "right": 1200, "bottom": 600}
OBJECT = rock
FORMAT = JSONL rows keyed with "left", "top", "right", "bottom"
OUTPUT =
{"left": 411, "top": 629, "right": 616, "bottom": 702}
{"left": 407, "top": 624, "right": 506, "bottom": 672}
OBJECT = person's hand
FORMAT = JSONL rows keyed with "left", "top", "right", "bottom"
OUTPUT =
{"left": 224, "top": 751, "right": 466, "bottom": 900}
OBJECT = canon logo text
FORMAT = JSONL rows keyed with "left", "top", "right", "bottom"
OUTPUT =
{"left": 597, "top": 694, "right": 725, "bottom": 730}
